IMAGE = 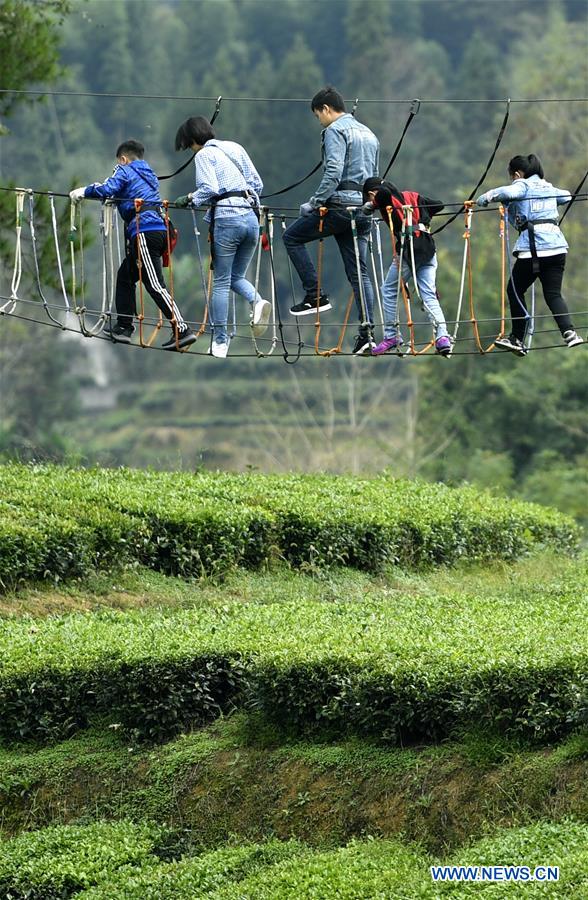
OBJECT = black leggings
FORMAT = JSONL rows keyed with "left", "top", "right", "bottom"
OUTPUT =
{"left": 507, "top": 254, "right": 574, "bottom": 341}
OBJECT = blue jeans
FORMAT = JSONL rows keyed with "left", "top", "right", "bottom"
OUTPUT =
{"left": 282, "top": 207, "right": 375, "bottom": 327}
{"left": 211, "top": 211, "right": 262, "bottom": 343}
{"left": 382, "top": 254, "right": 448, "bottom": 339}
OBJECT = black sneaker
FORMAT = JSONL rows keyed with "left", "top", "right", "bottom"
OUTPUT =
{"left": 290, "top": 292, "right": 332, "bottom": 316}
{"left": 105, "top": 323, "right": 134, "bottom": 343}
{"left": 495, "top": 334, "right": 527, "bottom": 357}
{"left": 352, "top": 330, "right": 375, "bottom": 356}
{"left": 161, "top": 328, "right": 197, "bottom": 351}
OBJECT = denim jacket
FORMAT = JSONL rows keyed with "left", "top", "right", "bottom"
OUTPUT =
{"left": 479, "top": 175, "right": 571, "bottom": 256}
{"left": 309, "top": 114, "right": 379, "bottom": 209}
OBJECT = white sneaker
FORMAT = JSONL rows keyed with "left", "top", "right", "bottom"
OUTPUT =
{"left": 563, "top": 330, "right": 584, "bottom": 348}
{"left": 209, "top": 339, "right": 230, "bottom": 358}
{"left": 251, "top": 298, "right": 271, "bottom": 337}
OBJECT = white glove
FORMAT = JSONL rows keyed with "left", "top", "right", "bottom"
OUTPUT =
{"left": 476, "top": 192, "right": 492, "bottom": 207}
{"left": 299, "top": 202, "right": 315, "bottom": 217}
{"left": 69, "top": 187, "right": 86, "bottom": 202}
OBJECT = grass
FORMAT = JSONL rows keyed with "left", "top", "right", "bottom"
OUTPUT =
{"left": 0, "top": 549, "right": 578, "bottom": 618}
{"left": 1, "top": 714, "right": 586, "bottom": 853}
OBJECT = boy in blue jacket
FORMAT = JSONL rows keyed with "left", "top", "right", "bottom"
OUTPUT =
{"left": 70, "top": 139, "right": 195, "bottom": 350}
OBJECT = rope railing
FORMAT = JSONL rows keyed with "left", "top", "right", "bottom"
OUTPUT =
{"left": 1, "top": 185, "right": 586, "bottom": 363}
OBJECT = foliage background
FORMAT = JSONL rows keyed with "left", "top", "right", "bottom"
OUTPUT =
{"left": 0, "top": 0, "right": 586, "bottom": 524}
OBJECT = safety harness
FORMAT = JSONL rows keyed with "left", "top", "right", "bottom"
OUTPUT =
{"left": 516, "top": 216, "right": 559, "bottom": 274}
{"left": 208, "top": 189, "right": 257, "bottom": 269}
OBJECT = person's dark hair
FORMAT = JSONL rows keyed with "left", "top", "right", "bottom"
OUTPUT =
{"left": 116, "top": 139, "right": 144, "bottom": 159}
{"left": 508, "top": 154, "right": 544, "bottom": 179}
{"left": 362, "top": 177, "right": 384, "bottom": 202}
{"left": 311, "top": 86, "right": 346, "bottom": 113}
{"left": 362, "top": 177, "right": 402, "bottom": 204}
{"left": 175, "top": 117, "right": 215, "bottom": 151}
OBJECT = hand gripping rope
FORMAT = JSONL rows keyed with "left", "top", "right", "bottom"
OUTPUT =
{"left": 0, "top": 190, "right": 25, "bottom": 315}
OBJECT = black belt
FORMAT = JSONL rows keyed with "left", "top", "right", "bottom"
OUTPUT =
{"left": 519, "top": 218, "right": 558, "bottom": 274}
{"left": 209, "top": 190, "right": 258, "bottom": 269}
{"left": 337, "top": 180, "right": 363, "bottom": 192}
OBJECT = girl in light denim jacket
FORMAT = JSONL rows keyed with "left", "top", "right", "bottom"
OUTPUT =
{"left": 477, "top": 154, "right": 583, "bottom": 356}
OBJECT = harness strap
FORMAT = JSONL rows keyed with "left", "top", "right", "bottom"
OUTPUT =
{"left": 337, "top": 180, "right": 363, "bottom": 192}
{"left": 382, "top": 99, "right": 420, "bottom": 179}
{"left": 518, "top": 218, "right": 558, "bottom": 274}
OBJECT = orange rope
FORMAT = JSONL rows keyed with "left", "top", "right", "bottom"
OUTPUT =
{"left": 196, "top": 230, "right": 214, "bottom": 338}
{"left": 313, "top": 207, "right": 329, "bottom": 355}
{"left": 462, "top": 201, "right": 484, "bottom": 353}
{"left": 316, "top": 291, "right": 355, "bottom": 357}
{"left": 481, "top": 203, "right": 506, "bottom": 352}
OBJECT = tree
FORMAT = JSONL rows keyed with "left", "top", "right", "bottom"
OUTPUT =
{"left": 0, "top": 0, "right": 71, "bottom": 124}
{"left": 0, "top": 0, "right": 81, "bottom": 460}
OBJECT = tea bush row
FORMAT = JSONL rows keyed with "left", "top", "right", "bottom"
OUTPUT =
{"left": 1, "top": 580, "right": 586, "bottom": 744}
{"left": 3, "top": 820, "right": 586, "bottom": 899}
{"left": 0, "top": 464, "right": 579, "bottom": 588}
{"left": 0, "top": 820, "right": 171, "bottom": 899}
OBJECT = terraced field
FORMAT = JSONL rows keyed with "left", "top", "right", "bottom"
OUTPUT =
{"left": 0, "top": 465, "right": 586, "bottom": 897}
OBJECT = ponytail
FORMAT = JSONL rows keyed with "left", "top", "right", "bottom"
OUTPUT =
{"left": 508, "top": 153, "right": 544, "bottom": 179}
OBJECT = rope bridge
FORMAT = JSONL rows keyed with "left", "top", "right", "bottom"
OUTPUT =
{"left": 0, "top": 90, "right": 586, "bottom": 362}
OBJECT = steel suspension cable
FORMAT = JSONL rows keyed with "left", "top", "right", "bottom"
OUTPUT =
{"left": 433, "top": 98, "right": 511, "bottom": 235}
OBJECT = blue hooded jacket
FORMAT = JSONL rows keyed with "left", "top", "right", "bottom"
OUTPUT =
{"left": 84, "top": 160, "right": 166, "bottom": 239}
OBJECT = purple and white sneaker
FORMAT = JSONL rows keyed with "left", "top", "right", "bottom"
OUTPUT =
{"left": 372, "top": 335, "right": 404, "bottom": 355}
{"left": 435, "top": 335, "right": 452, "bottom": 357}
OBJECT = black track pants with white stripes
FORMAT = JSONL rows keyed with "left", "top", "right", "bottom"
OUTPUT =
{"left": 115, "top": 229, "right": 188, "bottom": 332}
